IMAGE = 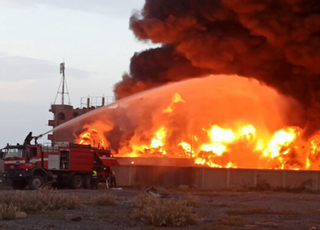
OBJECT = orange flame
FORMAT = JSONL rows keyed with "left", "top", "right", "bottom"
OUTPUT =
{"left": 162, "top": 93, "right": 185, "bottom": 113}
{"left": 75, "top": 127, "right": 108, "bottom": 149}
{"left": 74, "top": 88, "right": 320, "bottom": 170}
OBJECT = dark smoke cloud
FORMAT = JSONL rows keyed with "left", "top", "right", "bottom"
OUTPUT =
{"left": 114, "top": 0, "right": 320, "bottom": 135}
{"left": 114, "top": 45, "right": 211, "bottom": 98}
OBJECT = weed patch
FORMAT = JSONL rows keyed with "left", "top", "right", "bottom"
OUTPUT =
{"left": 92, "top": 193, "right": 118, "bottom": 206}
{"left": 181, "top": 193, "right": 199, "bottom": 207}
{"left": 0, "top": 188, "right": 79, "bottom": 216}
{"left": 0, "top": 203, "right": 18, "bottom": 220}
{"left": 132, "top": 193, "right": 198, "bottom": 227}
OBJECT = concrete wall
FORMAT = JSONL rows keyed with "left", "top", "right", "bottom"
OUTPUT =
{"left": 114, "top": 166, "right": 193, "bottom": 187}
{"left": 116, "top": 157, "right": 194, "bottom": 167}
{"left": 114, "top": 165, "right": 320, "bottom": 191}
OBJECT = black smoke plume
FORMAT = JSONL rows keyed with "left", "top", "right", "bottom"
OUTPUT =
{"left": 114, "top": 0, "right": 320, "bottom": 136}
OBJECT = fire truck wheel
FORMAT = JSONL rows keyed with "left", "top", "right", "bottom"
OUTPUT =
{"left": 12, "top": 181, "right": 27, "bottom": 190}
{"left": 29, "top": 175, "right": 44, "bottom": 190}
{"left": 71, "top": 175, "right": 83, "bottom": 189}
{"left": 83, "top": 175, "right": 91, "bottom": 189}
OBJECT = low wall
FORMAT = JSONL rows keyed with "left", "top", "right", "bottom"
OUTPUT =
{"left": 113, "top": 164, "right": 320, "bottom": 191}
{"left": 116, "top": 157, "right": 194, "bottom": 167}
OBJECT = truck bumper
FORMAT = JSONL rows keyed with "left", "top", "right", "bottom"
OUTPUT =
{"left": 3, "top": 170, "right": 31, "bottom": 180}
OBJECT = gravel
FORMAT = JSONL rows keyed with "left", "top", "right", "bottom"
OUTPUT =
{"left": 0, "top": 180, "right": 320, "bottom": 230}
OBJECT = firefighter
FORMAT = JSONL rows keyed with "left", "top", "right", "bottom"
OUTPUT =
{"left": 23, "top": 132, "right": 34, "bottom": 145}
{"left": 110, "top": 169, "right": 117, "bottom": 188}
{"left": 91, "top": 168, "right": 98, "bottom": 190}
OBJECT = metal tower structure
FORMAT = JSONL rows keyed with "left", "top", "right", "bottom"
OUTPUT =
{"left": 54, "top": 62, "right": 71, "bottom": 105}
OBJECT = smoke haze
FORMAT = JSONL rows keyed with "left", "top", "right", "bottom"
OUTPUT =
{"left": 114, "top": 0, "right": 320, "bottom": 135}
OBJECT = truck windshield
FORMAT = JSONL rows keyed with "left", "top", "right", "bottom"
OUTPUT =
{"left": 4, "top": 148, "right": 25, "bottom": 159}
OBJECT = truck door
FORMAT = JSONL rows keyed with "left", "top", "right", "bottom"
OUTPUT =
{"left": 26, "top": 147, "right": 38, "bottom": 165}
{"left": 60, "top": 149, "right": 70, "bottom": 170}
{"left": 0, "top": 148, "right": 6, "bottom": 159}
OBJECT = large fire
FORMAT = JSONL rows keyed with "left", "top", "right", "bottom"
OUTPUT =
{"left": 71, "top": 75, "right": 320, "bottom": 170}
{"left": 76, "top": 119, "right": 316, "bottom": 170}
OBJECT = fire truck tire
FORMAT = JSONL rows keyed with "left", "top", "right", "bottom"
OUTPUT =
{"left": 12, "top": 181, "right": 27, "bottom": 190}
{"left": 29, "top": 175, "right": 44, "bottom": 190}
{"left": 71, "top": 175, "right": 83, "bottom": 189}
{"left": 83, "top": 175, "right": 91, "bottom": 189}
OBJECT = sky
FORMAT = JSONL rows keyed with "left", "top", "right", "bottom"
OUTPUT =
{"left": 0, "top": 0, "right": 153, "bottom": 148}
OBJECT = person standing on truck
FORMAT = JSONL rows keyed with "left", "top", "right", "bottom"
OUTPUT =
{"left": 91, "top": 168, "right": 98, "bottom": 190}
{"left": 23, "top": 132, "right": 34, "bottom": 145}
{"left": 110, "top": 169, "right": 117, "bottom": 188}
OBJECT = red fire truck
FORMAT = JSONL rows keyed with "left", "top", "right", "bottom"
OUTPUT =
{"left": 2, "top": 143, "right": 120, "bottom": 190}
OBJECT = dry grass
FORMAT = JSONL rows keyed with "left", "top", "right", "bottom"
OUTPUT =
{"left": 0, "top": 203, "right": 18, "bottom": 220}
{"left": 0, "top": 188, "right": 79, "bottom": 216}
{"left": 181, "top": 193, "right": 199, "bottom": 207}
{"left": 132, "top": 193, "right": 198, "bottom": 227}
{"left": 92, "top": 193, "right": 118, "bottom": 206}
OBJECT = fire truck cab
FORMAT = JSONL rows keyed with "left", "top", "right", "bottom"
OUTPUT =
{"left": 2, "top": 143, "right": 120, "bottom": 190}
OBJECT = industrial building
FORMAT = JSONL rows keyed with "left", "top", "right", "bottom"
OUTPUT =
{"left": 47, "top": 62, "right": 114, "bottom": 143}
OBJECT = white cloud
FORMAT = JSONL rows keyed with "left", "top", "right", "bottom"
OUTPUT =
{"left": 0, "top": 55, "right": 98, "bottom": 106}
{"left": 0, "top": 101, "right": 51, "bottom": 147}
{"left": 0, "top": 79, "right": 36, "bottom": 101}
{"left": 0, "top": 0, "right": 144, "bottom": 18}
{"left": 0, "top": 0, "right": 150, "bottom": 148}
{"left": 0, "top": 55, "right": 92, "bottom": 81}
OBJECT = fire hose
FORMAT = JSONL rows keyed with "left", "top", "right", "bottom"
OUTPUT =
{"left": 35, "top": 129, "right": 53, "bottom": 140}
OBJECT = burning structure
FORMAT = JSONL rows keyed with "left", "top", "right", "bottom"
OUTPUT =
{"left": 48, "top": 62, "right": 115, "bottom": 143}
{"left": 59, "top": 74, "right": 319, "bottom": 171}
{"left": 48, "top": 96, "right": 113, "bottom": 143}
{"left": 49, "top": 0, "right": 320, "bottom": 189}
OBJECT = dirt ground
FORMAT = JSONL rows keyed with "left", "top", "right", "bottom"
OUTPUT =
{"left": 0, "top": 180, "right": 320, "bottom": 230}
